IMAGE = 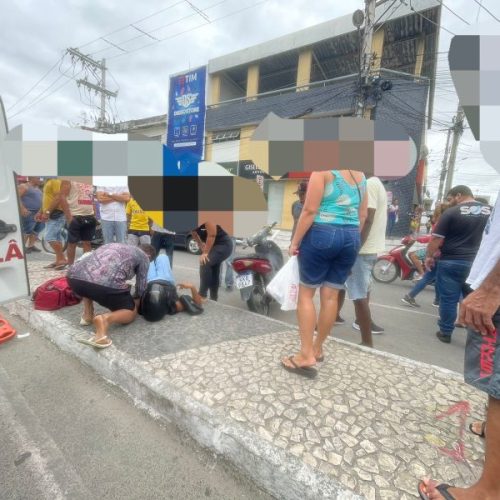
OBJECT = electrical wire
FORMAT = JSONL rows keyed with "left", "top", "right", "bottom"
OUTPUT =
{"left": 438, "top": 0, "right": 470, "bottom": 25}
{"left": 404, "top": 0, "right": 456, "bottom": 35}
{"left": 471, "top": 0, "right": 500, "bottom": 23}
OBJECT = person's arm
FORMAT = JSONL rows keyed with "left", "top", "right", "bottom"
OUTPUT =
{"left": 17, "top": 184, "right": 29, "bottom": 217}
{"left": 134, "top": 258, "right": 149, "bottom": 299}
{"left": 95, "top": 191, "right": 114, "bottom": 204}
{"left": 59, "top": 180, "right": 72, "bottom": 223}
{"left": 110, "top": 192, "right": 131, "bottom": 203}
{"left": 459, "top": 259, "right": 500, "bottom": 335}
{"left": 178, "top": 282, "right": 204, "bottom": 306}
{"left": 360, "top": 208, "right": 375, "bottom": 246}
{"left": 424, "top": 237, "right": 443, "bottom": 270}
{"left": 200, "top": 222, "right": 217, "bottom": 265}
{"left": 289, "top": 172, "right": 325, "bottom": 255}
{"left": 357, "top": 178, "right": 369, "bottom": 236}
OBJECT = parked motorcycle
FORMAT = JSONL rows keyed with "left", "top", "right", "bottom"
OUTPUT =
{"left": 231, "top": 222, "right": 283, "bottom": 316}
{"left": 371, "top": 234, "right": 430, "bottom": 284}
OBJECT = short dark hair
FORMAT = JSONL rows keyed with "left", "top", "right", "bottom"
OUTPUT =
{"left": 447, "top": 185, "right": 473, "bottom": 198}
{"left": 138, "top": 244, "right": 156, "bottom": 261}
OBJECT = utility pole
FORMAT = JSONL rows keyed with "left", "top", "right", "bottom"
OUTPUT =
{"left": 67, "top": 48, "right": 118, "bottom": 131}
{"left": 443, "top": 106, "right": 465, "bottom": 196}
{"left": 437, "top": 127, "right": 452, "bottom": 203}
{"left": 355, "top": 0, "right": 377, "bottom": 117}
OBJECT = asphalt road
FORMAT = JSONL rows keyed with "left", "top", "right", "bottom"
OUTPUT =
{"left": 0, "top": 311, "right": 273, "bottom": 500}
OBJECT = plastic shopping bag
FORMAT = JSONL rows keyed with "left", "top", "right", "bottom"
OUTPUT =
{"left": 266, "top": 256, "right": 299, "bottom": 311}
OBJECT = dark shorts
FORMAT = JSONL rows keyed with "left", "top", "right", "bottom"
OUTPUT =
{"left": 67, "top": 277, "right": 135, "bottom": 312}
{"left": 464, "top": 308, "right": 500, "bottom": 400}
{"left": 298, "top": 223, "right": 361, "bottom": 289}
{"left": 68, "top": 216, "right": 97, "bottom": 244}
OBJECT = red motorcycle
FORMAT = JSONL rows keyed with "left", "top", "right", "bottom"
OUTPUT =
{"left": 371, "top": 235, "right": 431, "bottom": 284}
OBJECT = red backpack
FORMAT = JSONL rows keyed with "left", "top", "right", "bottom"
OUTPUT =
{"left": 32, "top": 277, "right": 81, "bottom": 311}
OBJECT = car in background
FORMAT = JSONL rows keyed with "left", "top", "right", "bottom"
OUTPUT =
{"left": 174, "top": 231, "right": 201, "bottom": 255}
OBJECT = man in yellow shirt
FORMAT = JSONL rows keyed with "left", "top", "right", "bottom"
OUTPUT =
{"left": 41, "top": 178, "right": 68, "bottom": 269}
{"left": 126, "top": 198, "right": 152, "bottom": 246}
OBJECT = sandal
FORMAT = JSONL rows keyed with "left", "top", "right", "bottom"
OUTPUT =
{"left": 77, "top": 336, "right": 112, "bottom": 349}
{"left": 418, "top": 481, "right": 456, "bottom": 500}
{"left": 43, "top": 263, "right": 57, "bottom": 269}
{"left": 469, "top": 420, "right": 486, "bottom": 439}
{"left": 79, "top": 316, "right": 93, "bottom": 326}
{"left": 281, "top": 356, "right": 317, "bottom": 379}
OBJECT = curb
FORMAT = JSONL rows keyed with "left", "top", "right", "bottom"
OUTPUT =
{"left": 8, "top": 299, "right": 362, "bottom": 500}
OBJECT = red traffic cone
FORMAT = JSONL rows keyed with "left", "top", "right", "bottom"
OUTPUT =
{"left": 0, "top": 316, "right": 16, "bottom": 345}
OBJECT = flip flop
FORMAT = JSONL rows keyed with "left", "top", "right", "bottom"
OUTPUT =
{"left": 79, "top": 317, "right": 93, "bottom": 326}
{"left": 54, "top": 264, "right": 68, "bottom": 271}
{"left": 281, "top": 356, "right": 317, "bottom": 379}
{"left": 469, "top": 421, "right": 486, "bottom": 439}
{"left": 77, "top": 336, "right": 112, "bottom": 349}
{"left": 43, "top": 263, "right": 57, "bottom": 269}
{"left": 418, "top": 481, "right": 456, "bottom": 500}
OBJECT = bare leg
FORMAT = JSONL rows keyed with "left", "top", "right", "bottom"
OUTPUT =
{"left": 422, "top": 396, "right": 500, "bottom": 499}
{"left": 313, "top": 287, "right": 339, "bottom": 359}
{"left": 82, "top": 298, "right": 94, "bottom": 323}
{"left": 410, "top": 253, "right": 425, "bottom": 275}
{"left": 283, "top": 285, "right": 317, "bottom": 368}
{"left": 49, "top": 241, "right": 67, "bottom": 266}
{"left": 337, "top": 289, "right": 346, "bottom": 320}
{"left": 26, "top": 234, "right": 36, "bottom": 248}
{"left": 93, "top": 309, "right": 137, "bottom": 342}
{"left": 81, "top": 241, "right": 91, "bottom": 254}
{"left": 353, "top": 298, "right": 373, "bottom": 347}
{"left": 67, "top": 242, "right": 77, "bottom": 266}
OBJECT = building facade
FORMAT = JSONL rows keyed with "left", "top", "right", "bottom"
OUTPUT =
{"left": 201, "top": 0, "right": 441, "bottom": 233}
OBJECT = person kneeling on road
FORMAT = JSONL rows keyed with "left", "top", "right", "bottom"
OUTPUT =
{"left": 67, "top": 243, "right": 155, "bottom": 348}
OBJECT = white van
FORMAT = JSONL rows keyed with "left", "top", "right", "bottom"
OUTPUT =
{"left": 0, "top": 97, "right": 30, "bottom": 303}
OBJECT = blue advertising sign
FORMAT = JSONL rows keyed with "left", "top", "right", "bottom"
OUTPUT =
{"left": 166, "top": 66, "right": 207, "bottom": 175}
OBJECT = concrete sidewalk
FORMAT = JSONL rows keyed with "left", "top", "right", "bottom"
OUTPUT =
{"left": 6, "top": 260, "right": 487, "bottom": 500}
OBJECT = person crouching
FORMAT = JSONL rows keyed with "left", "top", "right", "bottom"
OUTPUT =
{"left": 67, "top": 243, "right": 155, "bottom": 348}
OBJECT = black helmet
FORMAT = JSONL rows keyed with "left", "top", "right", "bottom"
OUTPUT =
{"left": 140, "top": 280, "right": 178, "bottom": 322}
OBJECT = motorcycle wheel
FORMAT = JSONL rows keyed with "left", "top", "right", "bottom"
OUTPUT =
{"left": 41, "top": 227, "right": 69, "bottom": 254}
{"left": 246, "top": 280, "right": 271, "bottom": 316}
{"left": 372, "top": 259, "right": 399, "bottom": 283}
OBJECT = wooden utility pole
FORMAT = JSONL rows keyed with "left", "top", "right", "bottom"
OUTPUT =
{"left": 67, "top": 48, "right": 118, "bottom": 130}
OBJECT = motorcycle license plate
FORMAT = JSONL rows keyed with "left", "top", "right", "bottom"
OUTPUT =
{"left": 236, "top": 273, "right": 253, "bottom": 289}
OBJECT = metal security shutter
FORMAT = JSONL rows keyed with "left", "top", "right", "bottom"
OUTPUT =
{"left": 267, "top": 181, "right": 285, "bottom": 226}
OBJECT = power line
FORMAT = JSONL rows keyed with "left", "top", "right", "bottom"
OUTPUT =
{"left": 6, "top": 55, "right": 66, "bottom": 111}
{"left": 403, "top": 0, "right": 456, "bottom": 35}
{"left": 471, "top": 0, "right": 500, "bottom": 23}
{"left": 438, "top": 0, "right": 470, "bottom": 25}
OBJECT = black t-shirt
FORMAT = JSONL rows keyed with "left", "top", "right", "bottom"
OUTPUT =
{"left": 194, "top": 223, "right": 229, "bottom": 244}
{"left": 433, "top": 202, "right": 492, "bottom": 261}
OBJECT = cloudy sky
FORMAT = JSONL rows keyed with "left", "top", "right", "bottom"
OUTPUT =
{"left": 2, "top": 0, "right": 500, "bottom": 201}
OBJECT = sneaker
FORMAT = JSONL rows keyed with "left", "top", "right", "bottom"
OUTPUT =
{"left": 29, "top": 246, "right": 42, "bottom": 252}
{"left": 436, "top": 331, "right": 451, "bottom": 343}
{"left": 25, "top": 247, "right": 32, "bottom": 254}
{"left": 335, "top": 316, "right": 345, "bottom": 325}
{"left": 352, "top": 321, "right": 385, "bottom": 334}
{"left": 402, "top": 294, "right": 420, "bottom": 308}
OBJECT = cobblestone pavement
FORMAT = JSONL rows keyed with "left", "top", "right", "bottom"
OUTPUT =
{"left": 22, "top": 258, "right": 486, "bottom": 500}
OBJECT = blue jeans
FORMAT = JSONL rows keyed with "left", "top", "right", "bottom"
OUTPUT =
{"left": 148, "top": 254, "right": 175, "bottom": 284}
{"left": 220, "top": 238, "right": 236, "bottom": 287}
{"left": 436, "top": 260, "right": 473, "bottom": 336}
{"left": 409, "top": 266, "right": 438, "bottom": 300}
{"left": 101, "top": 220, "right": 127, "bottom": 244}
{"left": 151, "top": 232, "right": 175, "bottom": 268}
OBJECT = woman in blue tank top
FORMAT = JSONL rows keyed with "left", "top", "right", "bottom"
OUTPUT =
{"left": 282, "top": 169, "right": 367, "bottom": 377}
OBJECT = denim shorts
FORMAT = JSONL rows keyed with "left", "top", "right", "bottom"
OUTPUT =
{"left": 298, "top": 223, "right": 361, "bottom": 289}
{"left": 345, "top": 254, "right": 377, "bottom": 300}
{"left": 22, "top": 211, "right": 45, "bottom": 236}
{"left": 45, "top": 214, "right": 66, "bottom": 242}
{"left": 464, "top": 308, "right": 500, "bottom": 399}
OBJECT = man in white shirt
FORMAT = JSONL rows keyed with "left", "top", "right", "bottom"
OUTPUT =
{"left": 419, "top": 193, "right": 500, "bottom": 500}
{"left": 95, "top": 185, "right": 130, "bottom": 244}
{"left": 341, "top": 176, "right": 387, "bottom": 347}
